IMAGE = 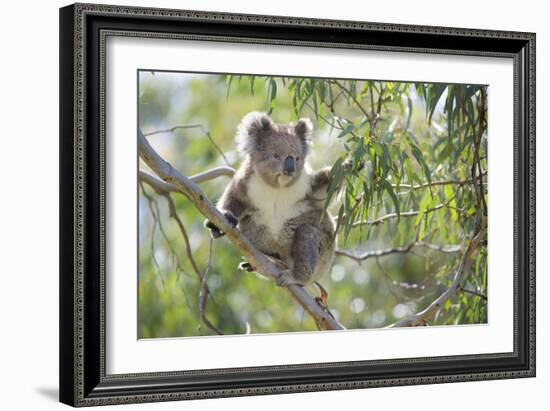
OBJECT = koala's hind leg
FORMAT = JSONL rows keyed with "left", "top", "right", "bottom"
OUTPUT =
{"left": 288, "top": 224, "right": 322, "bottom": 285}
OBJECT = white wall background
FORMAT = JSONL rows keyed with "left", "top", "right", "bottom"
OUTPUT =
{"left": 0, "top": 0, "right": 545, "bottom": 409}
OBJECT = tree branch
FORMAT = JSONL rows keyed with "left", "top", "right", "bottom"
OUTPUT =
{"left": 393, "top": 172, "right": 487, "bottom": 191}
{"left": 139, "top": 166, "right": 235, "bottom": 194}
{"left": 389, "top": 221, "right": 487, "bottom": 327}
{"left": 144, "top": 124, "right": 206, "bottom": 137}
{"left": 138, "top": 128, "right": 344, "bottom": 331}
{"left": 162, "top": 192, "right": 223, "bottom": 335}
{"left": 335, "top": 241, "right": 462, "bottom": 263}
{"left": 348, "top": 202, "right": 465, "bottom": 228}
{"left": 459, "top": 286, "right": 488, "bottom": 301}
{"left": 331, "top": 80, "right": 370, "bottom": 119}
{"left": 334, "top": 175, "right": 471, "bottom": 229}
{"left": 199, "top": 237, "right": 216, "bottom": 335}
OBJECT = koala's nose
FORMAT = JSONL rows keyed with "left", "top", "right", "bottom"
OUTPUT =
{"left": 283, "top": 156, "right": 296, "bottom": 175}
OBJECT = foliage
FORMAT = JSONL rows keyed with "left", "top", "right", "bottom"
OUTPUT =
{"left": 138, "top": 70, "right": 487, "bottom": 337}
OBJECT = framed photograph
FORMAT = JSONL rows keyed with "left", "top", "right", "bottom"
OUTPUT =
{"left": 59, "top": 3, "right": 536, "bottom": 407}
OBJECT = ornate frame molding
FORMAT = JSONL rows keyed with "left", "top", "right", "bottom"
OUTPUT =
{"left": 59, "top": 3, "right": 535, "bottom": 407}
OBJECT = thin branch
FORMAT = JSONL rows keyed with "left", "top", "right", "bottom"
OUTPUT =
{"left": 139, "top": 167, "right": 235, "bottom": 194}
{"left": 370, "top": 82, "right": 384, "bottom": 138}
{"left": 199, "top": 238, "right": 215, "bottom": 335}
{"left": 303, "top": 101, "right": 346, "bottom": 131}
{"left": 335, "top": 241, "right": 462, "bottom": 263}
{"left": 140, "top": 171, "right": 176, "bottom": 193}
{"left": 393, "top": 172, "right": 487, "bottom": 191}
{"left": 348, "top": 190, "right": 466, "bottom": 228}
{"left": 141, "top": 170, "right": 229, "bottom": 303}
{"left": 331, "top": 80, "right": 370, "bottom": 119}
{"left": 348, "top": 202, "right": 464, "bottom": 228}
{"left": 138, "top": 128, "right": 344, "bottom": 331}
{"left": 144, "top": 124, "right": 205, "bottom": 137}
{"left": 351, "top": 209, "right": 424, "bottom": 228}
{"left": 189, "top": 167, "right": 236, "bottom": 183}
{"left": 140, "top": 182, "right": 196, "bottom": 312}
{"left": 459, "top": 286, "right": 488, "bottom": 301}
{"left": 144, "top": 124, "right": 231, "bottom": 166}
{"left": 369, "top": 82, "right": 375, "bottom": 116}
{"left": 472, "top": 88, "right": 488, "bottom": 226}
{"left": 141, "top": 173, "right": 223, "bottom": 334}
{"left": 376, "top": 83, "right": 385, "bottom": 115}
{"left": 139, "top": 182, "right": 168, "bottom": 292}
{"left": 335, "top": 173, "right": 473, "bottom": 227}
{"left": 389, "top": 220, "right": 487, "bottom": 327}
{"left": 161, "top": 192, "right": 223, "bottom": 335}
{"left": 375, "top": 257, "right": 403, "bottom": 301}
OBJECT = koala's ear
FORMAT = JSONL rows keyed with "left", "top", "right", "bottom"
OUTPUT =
{"left": 294, "top": 119, "right": 313, "bottom": 156}
{"left": 294, "top": 118, "right": 313, "bottom": 141}
{"left": 236, "top": 111, "right": 274, "bottom": 155}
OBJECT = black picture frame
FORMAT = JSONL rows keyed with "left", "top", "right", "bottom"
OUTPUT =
{"left": 59, "top": 3, "right": 536, "bottom": 407}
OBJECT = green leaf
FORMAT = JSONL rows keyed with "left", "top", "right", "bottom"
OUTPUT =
{"left": 267, "top": 78, "right": 277, "bottom": 114}
{"left": 427, "top": 84, "right": 447, "bottom": 124}
{"left": 313, "top": 90, "right": 319, "bottom": 120}
{"left": 372, "top": 142, "right": 384, "bottom": 156}
{"left": 437, "top": 142, "right": 453, "bottom": 162}
{"left": 444, "top": 184, "right": 458, "bottom": 222}
{"left": 225, "top": 75, "right": 233, "bottom": 100}
{"left": 318, "top": 81, "right": 327, "bottom": 102}
{"left": 323, "top": 157, "right": 345, "bottom": 217}
{"left": 270, "top": 78, "right": 277, "bottom": 101}
{"left": 250, "top": 76, "right": 255, "bottom": 96}
{"left": 409, "top": 141, "right": 432, "bottom": 185}
{"left": 337, "top": 123, "right": 355, "bottom": 139}
{"left": 415, "top": 191, "right": 432, "bottom": 227}
{"left": 382, "top": 180, "right": 400, "bottom": 219}
{"left": 333, "top": 204, "right": 345, "bottom": 242}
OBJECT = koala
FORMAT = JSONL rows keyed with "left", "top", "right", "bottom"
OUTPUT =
{"left": 205, "top": 111, "right": 335, "bottom": 288}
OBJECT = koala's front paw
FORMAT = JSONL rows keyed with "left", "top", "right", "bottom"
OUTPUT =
{"left": 204, "top": 219, "right": 224, "bottom": 239}
{"left": 275, "top": 270, "right": 304, "bottom": 287}
{"left": 204, "top": 211, "right": 239, "bottom": 239}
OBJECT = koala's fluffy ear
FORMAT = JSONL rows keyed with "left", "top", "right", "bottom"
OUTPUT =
{"left": 236, "top": 111, "right": 274, "bottom": 155}
{"left": 294, "top": 118, "right": 313, "bottom": 139}
{"left": 294, "top": 118, "right": 313, "bottom": 153}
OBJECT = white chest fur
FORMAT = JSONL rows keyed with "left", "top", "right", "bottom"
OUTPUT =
{"left": 247, "top": 171, "right": 311, "bottom": 238}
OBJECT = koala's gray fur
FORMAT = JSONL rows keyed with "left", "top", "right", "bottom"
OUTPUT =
{"left": 205, "top": 111, "right": 335, "bottom": 287}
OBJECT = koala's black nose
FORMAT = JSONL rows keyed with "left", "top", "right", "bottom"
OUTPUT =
{"left": 283, "top": 156, "right": 296, "bottom": 175}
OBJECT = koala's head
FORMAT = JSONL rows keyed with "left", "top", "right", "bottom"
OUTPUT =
{"left": 236, "top": 112, "right": 313, "bottom": 188}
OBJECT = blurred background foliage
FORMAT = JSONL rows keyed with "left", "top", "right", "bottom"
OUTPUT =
{"left": 138, "top": 70, "right": 488, "bottom": 338}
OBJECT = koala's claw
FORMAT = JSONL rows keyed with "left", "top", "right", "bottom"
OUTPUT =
{"left": 313, "top": 282, "right": 335, "bottom": 319}
{"left": 204, "top": 219, "right": 225, "bottom": 239}
{"left": 314, "top": 281, "right": 329, "bottom": 308}
{"left": 204, "top": 211, "right": 239, "bottom": 239}
{"left": 238, "top": 261, "right": 255, "bottom": 272}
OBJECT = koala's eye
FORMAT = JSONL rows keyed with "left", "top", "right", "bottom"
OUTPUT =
{"left": 273, "top": 153, "right": 281, "bottom": 160}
